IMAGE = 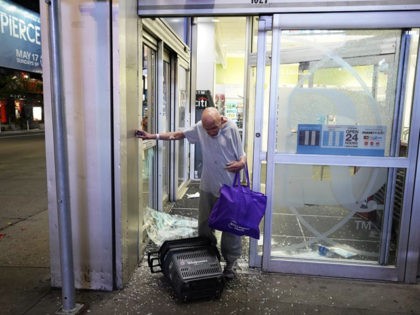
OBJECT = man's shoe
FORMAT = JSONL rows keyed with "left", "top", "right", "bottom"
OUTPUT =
{"left": 223, "top": 261, "right": 237, "bottom": 280}
{"left": 223, "top": 268, "right": 236, "bottom": 280}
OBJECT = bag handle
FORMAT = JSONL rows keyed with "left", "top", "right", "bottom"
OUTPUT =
{"left": 232, "top": 162, "right": 250, "bottom": 187}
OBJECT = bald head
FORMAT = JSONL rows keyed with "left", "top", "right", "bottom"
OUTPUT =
{"left": 202, "top": 107, "right": 220, "bottom": 124}
{"left": 202, "top": 107, "right": 223, "bottom": 137}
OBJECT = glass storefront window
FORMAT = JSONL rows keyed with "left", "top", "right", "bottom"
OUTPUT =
{"left": 270, "top": 164, "right": 404, "bottom": 265}
{"left": 250, "top": 14, "right": 420, "bottom": 281}
{"left": 274, "top": 29, "right": 418, "bottom": 158}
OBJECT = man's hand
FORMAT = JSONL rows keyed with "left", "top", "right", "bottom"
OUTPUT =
{"left": 135, "top": 130, "right": 153, "bottom": 140}
{"left": 225, "top": 160, "right": 245, "bottom": 173}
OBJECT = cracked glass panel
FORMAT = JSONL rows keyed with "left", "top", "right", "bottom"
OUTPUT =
{"left": 270, "top": 164, "right": 404, "bottom": 265}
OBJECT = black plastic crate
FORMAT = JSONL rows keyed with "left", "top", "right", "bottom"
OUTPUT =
{"left": 148, "top": 237, "right": 224, "bottom": 301}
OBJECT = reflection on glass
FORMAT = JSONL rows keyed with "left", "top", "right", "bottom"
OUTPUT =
{"left": 142, "top": 45, "right": 156, "bottom": 134}
{"left": 142, "top": 148, "right": 155, "bottom": 208}
{"left": 257, "top": 161, "right": 267, "bottom": 256}
{"left": 251, "top": 16, "right": 259, "bottom": 54}
{"left": 400, "top": 29, "right": 419, "bottom": 157}
{"left": 275, "top": 30, "right": 411, "bottom": 157}
{"left": 270, "top": 164, "right": 404, "bottom": 265}
{"left": 141, "top": 44, "right": 158, "bottom": 209}
{"left": 177, "top": 66, "right": 188, "bottom": 187}
{"left": 162, "top": 59, "right": 171, "bottom": 201}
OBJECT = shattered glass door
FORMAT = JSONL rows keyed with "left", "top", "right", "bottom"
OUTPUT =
{"left": 262, "top": 20, "right": 419, "bottom": 280}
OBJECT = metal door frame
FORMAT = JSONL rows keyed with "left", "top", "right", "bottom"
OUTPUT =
{"left": 250, "top": 12, "right": 420, "bottom": 282}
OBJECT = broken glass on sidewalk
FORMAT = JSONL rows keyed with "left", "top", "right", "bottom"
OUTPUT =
{"left": 143, "top": 207, "right": 198, "bottom": 246}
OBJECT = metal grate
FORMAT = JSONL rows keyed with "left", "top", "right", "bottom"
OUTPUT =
{"left": 174, "top": 249, "right": 222, "bottom": 279}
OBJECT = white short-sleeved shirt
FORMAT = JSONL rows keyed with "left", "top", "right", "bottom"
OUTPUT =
{"left": 183, "top": 119, "right": 244, "bottom": 196}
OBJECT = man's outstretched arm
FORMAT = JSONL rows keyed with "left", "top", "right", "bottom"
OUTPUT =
{"left": 135, "top": 130, "right": 186, "bottom": 141}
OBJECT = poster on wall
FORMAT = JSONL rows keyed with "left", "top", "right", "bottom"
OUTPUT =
{"left": 0, "top": 0, "right": 42, "bottom": 73}
{"left": 297, "top": 124, "right": 386, "bottom": 156}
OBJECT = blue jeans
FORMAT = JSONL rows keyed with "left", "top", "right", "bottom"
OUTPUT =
{"left": 198, "top": 189, "right": 242, "bottom": 264}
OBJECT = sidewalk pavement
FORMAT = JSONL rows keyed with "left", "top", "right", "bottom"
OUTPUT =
{"left": 22, "top": 259, "right": 420, "bottom": 314}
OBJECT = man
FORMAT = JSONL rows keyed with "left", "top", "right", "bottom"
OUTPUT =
{"left": 135, "top": 107, "right": 246, "bottom": 279}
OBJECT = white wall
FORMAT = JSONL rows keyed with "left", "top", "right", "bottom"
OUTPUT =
{"left": 40, "top": 0, "right": 141, "bottom": 290}
{"left": 196, "top": 21, "right": 215, "bottom": 93}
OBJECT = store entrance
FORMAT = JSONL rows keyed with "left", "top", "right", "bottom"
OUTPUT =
{"left": 249, "top": 14, "right": 420, "bottom": 282}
